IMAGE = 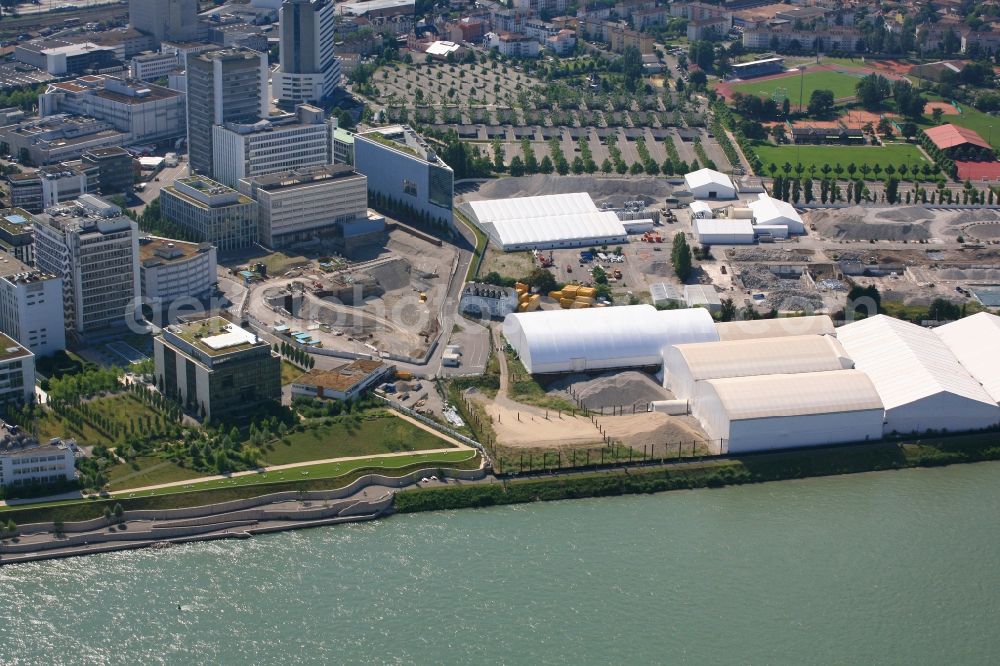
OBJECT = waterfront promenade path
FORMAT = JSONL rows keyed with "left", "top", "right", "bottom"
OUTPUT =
{"left": 0, "top": 412, "right": 474, "bottom": 507}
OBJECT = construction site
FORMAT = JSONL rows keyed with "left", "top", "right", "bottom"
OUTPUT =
{"left": 245, "top": 229, "right": 461, "bottom": 362}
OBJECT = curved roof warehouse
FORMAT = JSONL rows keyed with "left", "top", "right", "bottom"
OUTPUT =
{"left": 502, "top": 305, "right": 718, "bottom": 374}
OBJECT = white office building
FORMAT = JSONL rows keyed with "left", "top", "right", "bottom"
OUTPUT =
{"left": 0, "top": 426, "right": 76, "bottom": 489}
{"left": 39, "top": 75, "right": 187, "bottom": 145}
{"left": 238, "top": 164, "right": 370, "bottom": 248}
{"left": 354, "top": 125, "right": 454, "bottom": 228}
{"left": 273, "top": 0, "right": 342, "bottom": 105}
{"left": 0, "top": 256, "right": 65, "bottom": 357}
{"left": 211, "top": 104, "right": 334, "bottom": 187}
{"left": 33, "top": 195, "right": 141, "bottom": 335}
{"left": 129, "top": 50, "right": 182, "bottom": 81}
{"left": 139, "top": 237, "right": 218, "bottom": 308}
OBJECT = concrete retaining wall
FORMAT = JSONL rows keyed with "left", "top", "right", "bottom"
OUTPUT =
{"left": 9, "top": 465, "right": 485, "bottom": 538}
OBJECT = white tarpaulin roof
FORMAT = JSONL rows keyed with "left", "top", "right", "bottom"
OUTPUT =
{"left": 935, "top": 312, "right": 1000, "bottom": 403}
{"left": 748, "top": 193, "right": 804, "bottom": 231}
{"left": 698, "top": 369, "right": 883, "bottom": 421}
{"left": 667, "top": 334, "right": 852, "bottom": 382}
{"left": 502, "top": 305, "right": 718, "bottom": 374}
{"left": 685, "top": 168, "right": 734, "bottom": 192}
{"left": 837, "top": 315, "right": 996, "bottom": 410}
{"left": 469, "top": 193, "right": 627, "bottom": 248}
{"left": 715, "top": 315, "right": 835, "bottom": 341}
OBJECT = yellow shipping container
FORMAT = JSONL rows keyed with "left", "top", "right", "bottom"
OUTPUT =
{"left": 575, "top": 296, "right": 594, "bottom": 305}
{"left": 576, "top": 286, "right": 596, "bottom": 298}
{"left": 574, "top": 302, "right": 591, "bottom": 308}
{"left": 518, "top": 302, "right": 529, "bottom": 312}
{"left": 529, "top": 294, "right": 540, "bottom": 301}
{"left": 525, "top": 298, "right": 541, "bottom": 311}
{"left": 562, "top": 284, "right": 580, "bottom": 297}
{"left": 548, "top": 290, "right": 563, "bottom": 300}
{"left": 559, "top": 298, "right": 575, "bottom": 308}
{"left": 519, "top": 292, "right": 530, "bottom": 303}
{"left": 515, "top": 282, "right": 528, "bottom": 292}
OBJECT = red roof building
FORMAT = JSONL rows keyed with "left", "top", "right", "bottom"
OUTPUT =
{"left": 924, "top": 123, "right": 992, "bottom": 151}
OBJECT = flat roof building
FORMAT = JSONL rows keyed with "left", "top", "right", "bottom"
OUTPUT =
{"left": 186, "top": 48, "right": 269, "bottom": 177}
{"left": 0, "top": 115, "right": 127, "bottom": 166}
{"left": 33, "top": 195, "right": 141, "bottom": 335}
{"left": 40, "top": 75, "right": 187, "bottom": 145}
{"left": 160, "top": 176, "right": 258, "bottom": 251}
{"left": 274, "top": 0, "right": 342, "bottom": 105}
{"left": 6, "top": 173, "right": 43, "bottom": 214}
{"left": 354, "top": 125, "right": 453, "bottom": 229}
{"left": 139, "top": 236, "right": 218, "bottom": 308}
{"left": 0, "top": 253, "right": 65, "bottom": 357}
{"left": 237, "top": 164, "right": 369, "bottom": 249}
{"left": 211, "top": 104, "right": 334, "bottom": 187}
{"left": 291, "top": 359, "right": 394, "bottom": 402}
{"left": 0, "top": 208, "right": 37, "bottom": 265}
{"left": 154, "top": 315, "right": 281, "bottom": 421}
{"left": 0, "top": 424, "right": 76, "bottom": 489}
{"left": 82, "top": 146, "right": 135, "bottom": 197}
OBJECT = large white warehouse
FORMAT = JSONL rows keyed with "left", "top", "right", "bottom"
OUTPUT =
{"left": 935, "top": 312, "right": 1000, "bottom": 403}
{"left": 684, "top": 168, "right": 736, "bottom": 199}
{"left": 664, "top": 334, "right": 853, "bottom": 400}
{"left": 748, "top": 193, "right": 805, "bottom": 234}
{"left": 502, "top": 305, "right": 718, "bottom": 374}
{"left": 695, "top": 219, "right": 755, "bottom": 245}
{"left": 468, "top": 192, "right": 628, "bottom": 251}
{"left": 715, "top": 315, "right": 835, "bottom": 341}
{"left": 694, "top": 370, "right": 885, "bottom": 454}
{"left": 837, "top": 315, "right": 1000, "bottom": 435}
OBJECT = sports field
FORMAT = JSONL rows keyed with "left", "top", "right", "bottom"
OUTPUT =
{"left": 753, "top": 143, "right": 934, "bottom": 178}
{"left": 918, "top": 103, "right": 1000, "bottom": 150}
{"left": 730, "top": 70, "right": 862, "bottom": 108}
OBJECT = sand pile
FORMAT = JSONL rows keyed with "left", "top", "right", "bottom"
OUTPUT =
{"left": 875, "top": 206, "right": 935, "bottom": 223}
{"left": 547, "top": 371, "right": 670, "bottom": 409}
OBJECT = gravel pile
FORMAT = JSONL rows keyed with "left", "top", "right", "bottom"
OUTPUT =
{"left": 364, "top": 258, "right": 411, "bottom": 292}
{"left": 643, "top": 260, "right": 674, "bottom": 277}
{"left": 728, "top": 248, "right": 811, "bottom": 263}
{"left": 738, "top": 266, "right": 781, "bottom": 290}
{"left": 547, "top": 371, "right": 670, "bottom": 410}
{"left": 875, "top": 206, "right": 935, "bottom": 222}
{"left": 953, "top": 210, "right": 1000, "bottom": 224}
{"left": 764, "top": 289, "right": 824, "bottom": 312}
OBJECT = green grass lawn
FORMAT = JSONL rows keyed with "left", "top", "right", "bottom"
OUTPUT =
{"left": 917, "top": 102, "right": 1000, "bottom": 150}
{"left": 106, "top": 456, "right": 204, "bottom": 490}
{"left": 117, "top": 449, "right": 478, "bottom": 499}
{"left": 753, "top": 142, "right": 933, "bottom": 178}
{"left": 0, "top": 451, "right": 483, "bottom": 524}
{"left": 281, "top": 360, "right": 304, "bottom": 385}
{"left": 730, "top": 70, "right": 862, "bottom": 107}
{"left": 261, "top": 412, "right": 456, "bottom": 466}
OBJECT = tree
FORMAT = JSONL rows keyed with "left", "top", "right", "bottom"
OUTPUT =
{"left": 855, "top": 74, "right": 891, "bottom": 110}
{"left": 772, "top": 124, "right": 787, "bottom": 144}
{"left": 807, "top": 89, "right": 835, "bottom": 118}
{"left": 524, "top": 268, "right": 557, "bottom": 294}
{"left": 508, "top": 155, "right": 525, "bottom": 177}
{"left": 718, "top": 298, "right": 737, "bottom": 322}
{"left": 928, "top": 298, "right": 961, "bottom": 321}
{"left": 622, "top": 46, "right": 643, "bottom": 92}
{"left": 539, "top": 155, "right": 554, "bottom": 174}
{"left": 671, "top": 232, "right": 693, "bottom": 282}
{"left": 932, "top": 107, "right": 944, "bottom": 125}
{"left": 900, "top": 122, "right": 918, "bottom": 141}
{"left": 886, "top": 176, "right": 900, "bottom": 204}
{"left": 601, "top": 158, "right": 613, "bottom": 174}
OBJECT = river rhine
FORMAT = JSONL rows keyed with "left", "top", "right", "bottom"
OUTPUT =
{"left": 3, "top": 462, "right": 1000, "bottom": 665}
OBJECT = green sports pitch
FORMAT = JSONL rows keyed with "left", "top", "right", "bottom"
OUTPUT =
{"left": 729, "top": 69, "right": 863, "bottom": 108}
{"left": 753, "top": 143, "right": 934, "bottom": 178}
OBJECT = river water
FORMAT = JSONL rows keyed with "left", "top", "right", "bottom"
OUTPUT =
{"left": 3, "top": 463, "right": 1000, "bottom": 665}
